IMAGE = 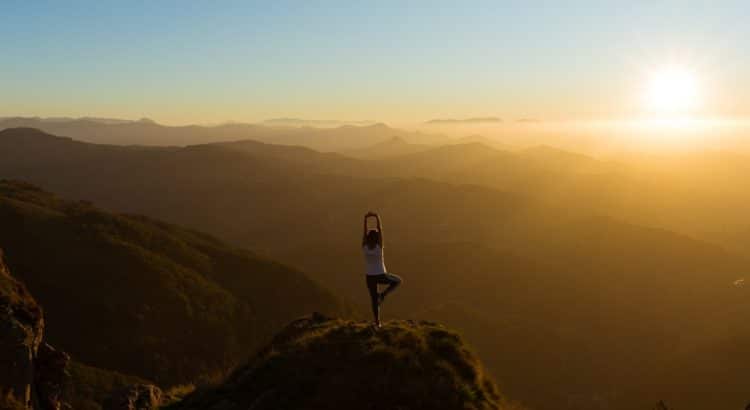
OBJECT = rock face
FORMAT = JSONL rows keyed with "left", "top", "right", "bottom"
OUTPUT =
{"left": 0, "top": 249, "right": 44, "bottom": 409}
{"left": 0, "top": 250, "right": 69, "bottom": 410}
{"left": 173, "top": 313, "right": 513, "bottom": 410}
{"left": 33, "top": 344, "right": 70, "bottom": 410}
{"left": 104, "top": 384, "right": 162, "bottom": 410}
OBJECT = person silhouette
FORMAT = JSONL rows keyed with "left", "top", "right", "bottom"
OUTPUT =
{"left": 362, "top": 211, "right": 402, "bottom": 328}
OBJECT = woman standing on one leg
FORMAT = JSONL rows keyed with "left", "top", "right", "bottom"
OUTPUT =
{"left": 362, "top": 211, "right": 402, "bottom": 328}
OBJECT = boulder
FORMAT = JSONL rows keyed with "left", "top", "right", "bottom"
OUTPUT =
{"left": 104, "top": 384, "right": 162, "bottom": 410}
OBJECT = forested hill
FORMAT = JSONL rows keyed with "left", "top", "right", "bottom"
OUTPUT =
{"left": 0, "top": 180, "right": 348, "bottom": 385}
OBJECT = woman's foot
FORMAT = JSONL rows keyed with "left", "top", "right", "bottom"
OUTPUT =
{"left": 378, "top": 292, "right": 386, "bottom": 305}
{"left": 373, "top": 321, "right": 382, "bottom": 329}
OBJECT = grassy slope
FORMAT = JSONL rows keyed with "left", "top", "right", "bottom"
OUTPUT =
{"left": 172, "top": 314, "right": 524, "bottom": 410}
{"left": 0, "top": 180, "right": 347, "bottom": 385}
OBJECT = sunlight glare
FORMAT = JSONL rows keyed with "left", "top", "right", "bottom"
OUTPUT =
{"left": 644, "top": 65, "right": 701, "bottom": 115}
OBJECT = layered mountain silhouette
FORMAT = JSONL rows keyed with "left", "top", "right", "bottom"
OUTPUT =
{"left": 1, "top": 127, "right": 749, "bottom": 409}
{"left": 343, "top": 136, "right": 432, "bottom": 159}
{"left": 425, "top": 117, "right": 502, "bottom": 124}
{"left": 169, "top": 313, "right": 520, "bottom": 410}
{"left": 0, "top": 117, "right": 447, "bottom": 149}
{"left": 446, "top": 134, "right": 513, "bottom": 150}
{"left": 261, "top": 118, "right": 377, "bottom": 127}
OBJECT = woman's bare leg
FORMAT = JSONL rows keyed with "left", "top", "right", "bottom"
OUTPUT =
{"left": 379, "top": 273, "right": 402, "bottom": 301}
{"left": 366, "top": 276, "right": 380, "bottom": 325}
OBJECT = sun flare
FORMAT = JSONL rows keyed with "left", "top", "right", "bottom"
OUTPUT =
{"left": 643, "top": 65, "right": 701, "bottom": 116}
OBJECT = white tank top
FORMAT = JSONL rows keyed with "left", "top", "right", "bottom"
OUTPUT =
{"left": 363, "top": 244, "right": 387, "bottom": 275}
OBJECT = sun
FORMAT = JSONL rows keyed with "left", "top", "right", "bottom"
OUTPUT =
{"left": 643, "top": 65, "right": 701, "bottom": 116}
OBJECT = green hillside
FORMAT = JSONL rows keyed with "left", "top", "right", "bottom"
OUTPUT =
{"left": 0, "top": 180, "right": 347, "bottom": 385}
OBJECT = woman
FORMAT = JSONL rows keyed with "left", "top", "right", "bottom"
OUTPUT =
{"left": 362, "top": 211, "right": 402, "bottom": 328}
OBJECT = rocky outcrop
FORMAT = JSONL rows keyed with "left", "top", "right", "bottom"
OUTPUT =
{"left": 33, "top": 344, "right": 69, "bottom": 410}
{"left": 0, "top": 250, "right": 68, "bottom": 410}
{"left": 173, "top": 313, "right": 513, "bottom": 410}
{"left": 0, "top": 250, "right": 44, "bottom": 409}
{"left": 104, "top": 384, "right": 162, "bottom": 410}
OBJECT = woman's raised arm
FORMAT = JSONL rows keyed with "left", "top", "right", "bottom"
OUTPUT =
{"left": 362, "top": 213, "right": 369, "bottom": 246}
{"left": 375, "top": 213, "right": 384, "bottom": 247}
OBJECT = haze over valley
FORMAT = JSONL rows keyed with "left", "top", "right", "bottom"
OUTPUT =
{"left": 3, "top": 2, "right": 750, "bottom": 410}
{"left": 1, "top": 125, "right": 749, "bottom": 409}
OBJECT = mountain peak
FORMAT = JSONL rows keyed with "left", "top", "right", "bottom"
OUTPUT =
{"left": 172, "top": 313, "right": 509, "bottom": 410}
{"left": 0, "top": 127, "right": 71, "bottom": 143}
{"left": 426, "top": 117, "right": 502, "bottom": 125}
{"left": 0, "top": 127, "right": 55, "bottom": 138}
{"left": 384, "top": 135, "right": 407, "bottom": 144}
{"left": 368, "top": 122, "right": 390, "bottom": 129}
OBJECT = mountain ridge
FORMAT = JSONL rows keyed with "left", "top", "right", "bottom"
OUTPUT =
{"left": 0, "top": 117, "right": 449, "bottom": 149}
{"left": 426, "top": 117, "right": 502, "bottom": 124}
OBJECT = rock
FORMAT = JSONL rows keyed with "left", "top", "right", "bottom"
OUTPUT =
{"left": 34, "top": 344, "right": 70, "bottom": 410}
{"left": 104, "top": 384, "right": 162, "bottom": 410}
{"left": 0, "top": 249, "right": 70, "bottom": 410}
{"left": 0, "top": 249, "right": 44, "bottom": 409}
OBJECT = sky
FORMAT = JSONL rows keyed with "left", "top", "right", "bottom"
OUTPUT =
{"left": 2, "top": 0, "right": 749, "bottom": 125}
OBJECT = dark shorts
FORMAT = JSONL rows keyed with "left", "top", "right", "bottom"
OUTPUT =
{"left": 366, "top": 273, "right": 402, "bottom": 291}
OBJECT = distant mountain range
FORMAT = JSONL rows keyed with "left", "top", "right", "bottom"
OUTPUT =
{"left": 0, "top": 116, "right": 145, "bottom": 125}
{"left": 425, "top": 117, "right": 502, "bottom": 124}
{"left": 261, "top": 118, "right": 377, "bottom": 127}
{"left": 1, "top": 127, "right": 748, "bottom": 409}
{"left": 343, "top": 136, "right": 433, "bottom": 159}
{"left": 0, "top": 116, "right": 449, "bottom": 150}
{"left": 445, "top": 134, "right": 514, "bottom": 150}
{"left": 341, "top": 135, "right": 513, "bottom": 160}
